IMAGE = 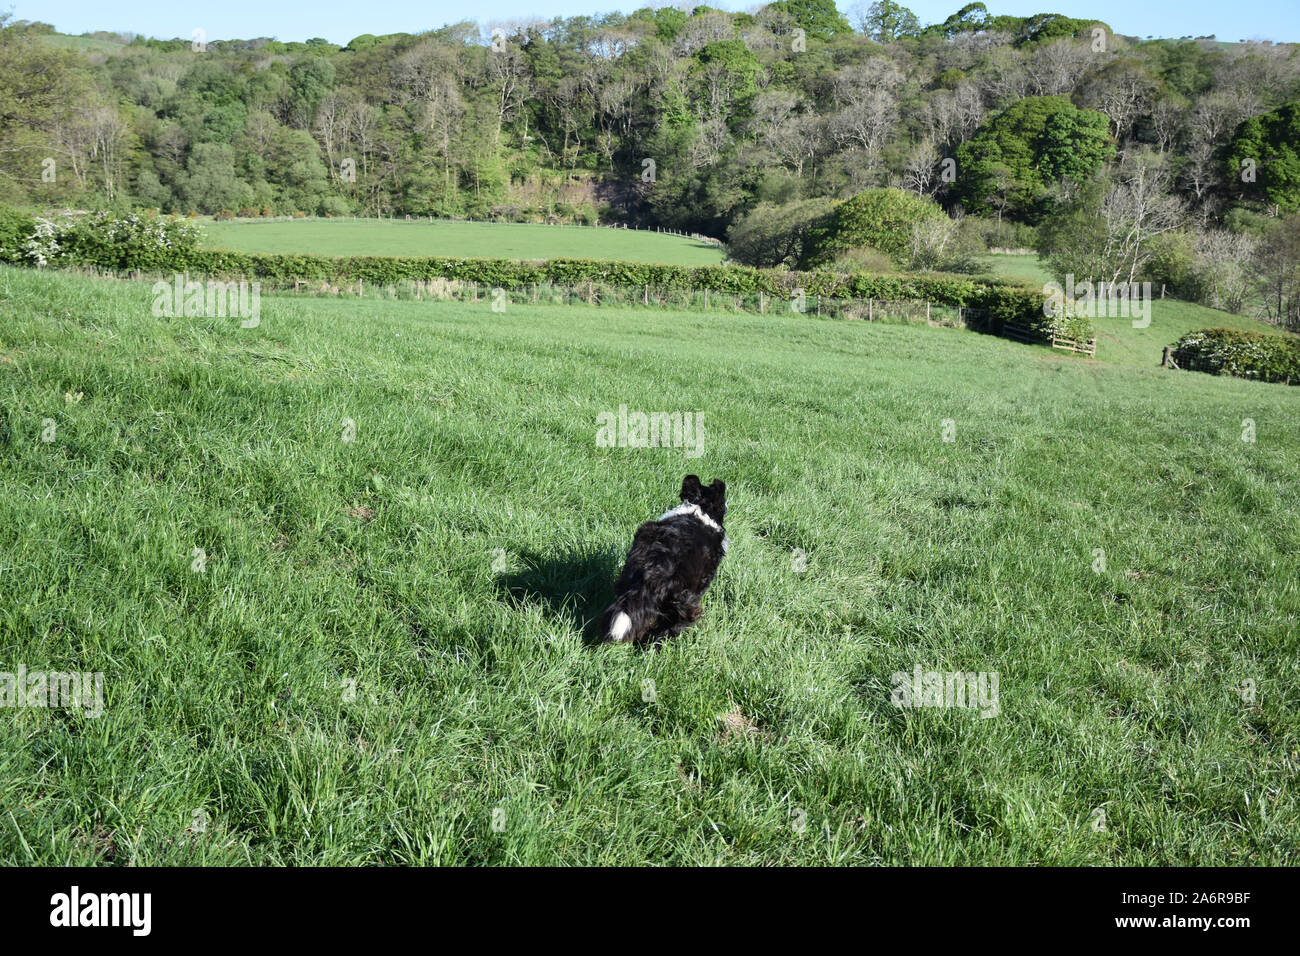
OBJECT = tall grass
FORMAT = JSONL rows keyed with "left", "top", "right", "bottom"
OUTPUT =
{"left": 0, "top": 265, "right": 1296, "bottom": 865}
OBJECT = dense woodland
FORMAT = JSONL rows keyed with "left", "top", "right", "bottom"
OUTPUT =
{"left": 1, "top": 2, "right": 1298, "bottom": 325}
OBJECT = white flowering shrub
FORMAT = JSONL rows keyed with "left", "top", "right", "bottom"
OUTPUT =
{"left": 23, "top": 218, "right": 63, "bottom": 267}
{"left": 0, "top": 208, "right": 204, "bottom": 271}
{"left": 59, "top": 211, "right": 204, "bottom": 270}
{"left": 1171, "top": 328, "right": 1300, "bottom": 385}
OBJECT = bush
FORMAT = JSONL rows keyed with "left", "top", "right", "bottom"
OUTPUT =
{"left": 317, "top": 195, "right": 351, "bottom": 218}
{"left": 1171, "top": 327, "right": 1300, "bottom": 384}
{"left": 802, "top": 188, "right": 948, "bottom": 267}
{"left": 1053, "top": 313, "right": 1095, "bottom": 345}
{"left": 0, "top": 203, "right": 35, "bottom": 263}
{"left": 727, "top": 198, "right": 837, "bottom": 268}
{"left": 823, "top": 246, "right": 896, "bottom": 275}
{"left": 19, "top": 211, "right": 205, "bottom": 271}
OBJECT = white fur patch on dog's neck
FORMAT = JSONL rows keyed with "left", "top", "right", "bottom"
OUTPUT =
{"left": 659, "top": 503, "right": 728, "bottom": 553}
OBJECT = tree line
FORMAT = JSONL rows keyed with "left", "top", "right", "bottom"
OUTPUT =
{"left": 1, "top": 2, "right": 1297, "bottom": 326}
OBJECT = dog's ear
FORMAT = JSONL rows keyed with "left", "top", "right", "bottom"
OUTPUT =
{"left": 710, "top": 479, "right": 726, "bottom": 499}
{"left": 680, "top": 474, "right": 703, "bottom": 502}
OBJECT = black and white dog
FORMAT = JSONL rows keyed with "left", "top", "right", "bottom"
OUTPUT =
{"left": 598, "top": 475, "right": 728, "bottom": 645}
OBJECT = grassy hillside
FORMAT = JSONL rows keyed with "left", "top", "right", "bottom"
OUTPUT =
{"left": 0, "top": 265, "right": 1296, "bottom": 865}
{"left": 201, "top": 218, "right": 726, "bottom": 266}
{"left": 978, "top": 254, "right": 1290, "bottom": 367}
{"left": 976, "top": 253, "right": 1054, "bottom": 286}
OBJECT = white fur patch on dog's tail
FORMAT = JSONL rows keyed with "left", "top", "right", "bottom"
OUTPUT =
{"left": 608, "top": 611, "right": 633, "bottom": 643}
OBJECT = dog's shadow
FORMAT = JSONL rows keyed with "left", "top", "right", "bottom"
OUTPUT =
{"left": 496, "top": 547, "right": 619, "bottom": 646}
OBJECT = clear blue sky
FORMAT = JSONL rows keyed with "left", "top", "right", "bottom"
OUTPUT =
{"left": 14, "top": 1, "right": 1300, "bottom": 45}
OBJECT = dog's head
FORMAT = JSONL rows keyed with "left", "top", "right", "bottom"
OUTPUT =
{"left": 680, "top": 474, "right": 727, "bottom": 525}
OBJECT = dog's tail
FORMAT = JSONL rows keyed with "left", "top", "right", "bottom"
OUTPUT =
{"left": 598, "top": 591, "right": 657, "bottom": 644}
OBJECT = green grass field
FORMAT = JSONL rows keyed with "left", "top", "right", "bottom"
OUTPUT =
{"left": 201, "top": 218, "right": 726, "bottom": 266}
{"left": 976, "top": 253, "right": 1055, "bottom": 286}
{"left": 978, "top": 253, "right": 1289, "bottom": 367}
{"left": 1, "top": 265, "right": 1297, "bottom": 865}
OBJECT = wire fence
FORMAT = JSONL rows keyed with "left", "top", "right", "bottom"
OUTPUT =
{"left": 62, "top": 264, "right": 994, "bottom": 333}
{"left": 278, "top": 275, "right": 971, "bottom": 326}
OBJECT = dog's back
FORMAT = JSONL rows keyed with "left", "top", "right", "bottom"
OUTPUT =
{"left": 600, "top": 476, "right": 727, "bottom": 644}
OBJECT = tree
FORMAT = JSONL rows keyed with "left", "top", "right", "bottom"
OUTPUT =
{"left": 1226, "top": 102, "right": 1300, "bottom": 213}
{"left": 802, "top": 187, "right": 948, "bottom": 266}
{"left": 181, "top": 143, "right": 253, "bottom": 212}
{"left": 1252, "top": 214, "right": 1300, "bottom": 330}
{"left": 955, "top": 96, "right": 1113, "bottom": 221}
{"left": 853, "top": 1, "right": 921, "bottom": 42}
{"left": 726, "top": 197, "right": 836, "bottom": 266}
{"left": 903, "top": 140, "right": 941, "bottom": 195}
{"left": 830, "top": 59, "right": 904, "bottom": 158}
{"left": 1077, "top": 58, "right": 1156, "bottom": 141}
{"left": 287, "top": 57, "right": 335, "bottom": 130}
{"left": 0, "top": 14, "right": 91, "bottom": 203}
{"left": 924, "top": 3, "right": 991, "bottom": 39}
{"left": 1038, "top": 150, "right": 1184, "bottom": 285}
{"left": 765, "top": 0, "right": 853, "bottom": 42}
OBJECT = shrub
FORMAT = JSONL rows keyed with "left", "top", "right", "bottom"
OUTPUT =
{"left": 823, "top": 246, "right": 896, "bottom": 275}
{"left": 29, "top": 211, "right": 204, "bottom": 271}
{"left": 1053, "top": 313, "right": 1095, "bottom": 345}
{"left": 23, "top": 217, "right": 64, "bottom": 267}
{"left": 727, "top": 198, "right": 837, "bottom": 268}
{"left": 0, "top": 203, "right": 35, "bottom": 263}
{"left": 317, "top": 195, "right": 351, "bottom": 218}
{"left": 1171, "top": 327, "right": 1300, "bottom": 384}
{"left": 802, "top": 188, "right": 948, "bottom": 267}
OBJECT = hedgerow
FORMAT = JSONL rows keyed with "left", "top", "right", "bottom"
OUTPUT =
{"left": 1171, "top": 327, "right": 1300, "bottom": 385}
{"left": 1, "top": 205, "right": 1050, "bottom": 329}
{"left": 159, "top": 250, "right": 1047, "bottom": 328}
{"left": 0, "top": 204, "right": 34, "bottom": 263}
